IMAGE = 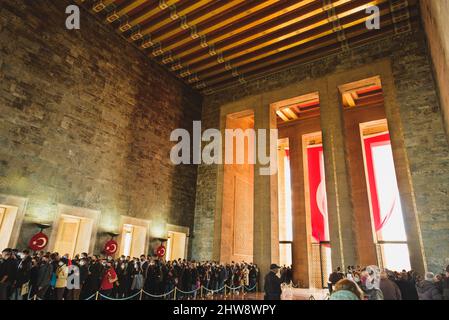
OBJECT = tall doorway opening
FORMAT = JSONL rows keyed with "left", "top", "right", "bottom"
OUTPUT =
{"left": 119, "top": 224, "right": 147, "bottom": 258}
{"left": 221, "top": 110, "right": 254, "bottom": 262}
{"left": 278, "top": 138, "right": 293, "bottom": 267}
{"left": 360, "top": 120, "right": 411, "bottom": 271}
{"left": 0, "top": 205, "right": 18, "bottom": 250}
{"left": 340, "top": 76, "right": 411, "bottom": 270}
{"left": 54, "top": 215, "right": 94, "bottom": 258}
{"left": 166, "top": 231, "right": 187, "bottom": 261}
{"left": 275, "top": 92, "right": 330, "bottom": 288}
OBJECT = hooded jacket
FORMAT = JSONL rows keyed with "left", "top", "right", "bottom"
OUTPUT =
{"left": 416, "top": 280, "right": 442, "bottom": 300}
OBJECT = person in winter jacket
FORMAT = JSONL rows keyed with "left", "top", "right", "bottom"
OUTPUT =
{"left": 36, "top": 255, "right": 52, "bottom": 299}
{"left": 416, "top": 272, "right": 442, "bottom": 300}
{"left": 395, "top": 271, "right": 418, "bottom": 300}
{"left": 379, "top": 271, "right": 402, "bottom": 300}
{"left": 55, "top": 258, "right": 69, "bottom": 300}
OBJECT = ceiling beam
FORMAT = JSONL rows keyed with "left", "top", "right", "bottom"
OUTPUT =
{"left": 118, "top": 0, "right": 181, "bottom": 32}
{"left": 193, "top": 5, "right": 393, "bottom": 81}
{"left": 106, "top": 0, "right": 149, "bottom": 23}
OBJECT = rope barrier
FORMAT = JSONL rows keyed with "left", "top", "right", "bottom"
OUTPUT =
{"left": 202, "top": 285, "right": 226, "bottom": 293}
{"left": 24, "top": 282, "right": 258, "bottom": 300}
{"left": 175, "top": 287, "right": 200, "bottom": 294}
{"left": 99, "top": 290, "right": 141, "bottom": 300}
{"left": 226, "top": 284, "right": 243, "bottom": 290}
{"left": 142, "top": 288, "right": 175, "bottom": 298}
{"left": 244, "top": 284, "right": 257, "bottom": 291}
{"left": 84, "top": 292, "right": 98, "bottom": 300}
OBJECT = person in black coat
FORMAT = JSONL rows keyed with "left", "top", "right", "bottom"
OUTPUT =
{"left": 84, "top": 255, "right": 102, "bottom": 297}
{"left": 36, "top": 255, "right": 52, "bottom": 299}
{"left": 264, "top": 263, "right": 282, "bottom": 300}
{"left": 0, "top": 248, "right": 17, "bottom": 300}
{"left": 13, "top": 250, "right": 32, "bottom": 300}
{"left": 396, "top": 271, "right": 418, "bottom": 300}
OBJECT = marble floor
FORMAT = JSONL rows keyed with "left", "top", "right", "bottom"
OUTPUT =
{"left": 199, "top": 288, "right": 329, "bottom": 301}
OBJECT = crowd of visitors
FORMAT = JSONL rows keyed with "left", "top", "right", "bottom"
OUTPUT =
{"left": 328, "top": 264, "right": 449, "bottom": 300}
{"left": 0, "top": 248, "right": 259, "bottom": 300}
{"left": 3, "top": 246, "right": 448, "bottom": 301}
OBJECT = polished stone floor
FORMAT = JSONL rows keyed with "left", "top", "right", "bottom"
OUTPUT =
{"left": 198, "top": 288, "right": 329, "bottom": 301}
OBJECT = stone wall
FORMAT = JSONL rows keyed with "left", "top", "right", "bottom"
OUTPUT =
{"left": 420, "top": 0, "right": 449, "bottom": 142}
{"left": 192, "top": 25, "right": 449, "bottom": 272}
{"left": 0, "top": 0, "right": 202, "bottom": 253}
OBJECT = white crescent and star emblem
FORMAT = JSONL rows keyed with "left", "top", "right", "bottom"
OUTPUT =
{"left": 29, "top": 232, "right": 49, "bottom": 250}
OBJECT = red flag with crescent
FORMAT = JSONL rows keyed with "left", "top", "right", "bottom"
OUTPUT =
{"left": 307, "top": 145, "right": 329, "bottom": 243}
{"left": 156, "top": 245, "right": 166, "bottom": 257}
{"left": 104, "top": 240, "right": 118, "bottom": 255}
{"left": 28, "top": 232, "right": 48, "bottom": 251}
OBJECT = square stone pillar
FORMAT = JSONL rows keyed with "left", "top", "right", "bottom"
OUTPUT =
{"left": 253, "top": 99, "right": 279, "bottom": 290}
{"left": 320, "top": 81, "right": 359, "bottom": 270}
{"left": 288, "top": 134, "right": 311, "bottom": 287}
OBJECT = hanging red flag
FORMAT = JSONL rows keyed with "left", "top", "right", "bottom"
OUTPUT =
{"left": 104, "top": 239, "right": 118, "bottom": 255}
{"left": 307, "top": 145, "right": 329, "bottom": 243}
{"left": 28, "top": 232, "right": 48, "bottom": 251}
{"left": 156, "top": 245, "right": 166, "bottom": 258}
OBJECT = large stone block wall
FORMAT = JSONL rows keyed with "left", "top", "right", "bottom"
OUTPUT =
{"left": 420, "top": 0, "right": 449, "bottom": 142}
{"left": 0, "top": 1, "right": 202, "bottom": 253}
{"left": 192, "top": 26, "right": 449, "bottom": 272}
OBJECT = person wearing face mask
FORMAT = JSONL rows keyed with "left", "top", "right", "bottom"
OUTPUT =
{"left": 116, "top": 255, "right": 129, "bottom": 298}
{"left": 11, "top": 250, "right": 32, "bottom": 300}
{"left": 100, "top": 261, "right": 118, "bottom": 297}
{"left": 85, "top": 255, "right": 102, "bottom": 298}
{"left": 36, "top": 254, "right": 52, "bottom": 299}
{"left": 130, "top": 260, "right": 144, "bottom": 298}
{"left": 55, "top": 258, "right": 69, "bottom": 300}
{"left": 140, "top": 255, "right": 148, "bottom": 274}
{"left": 29, "top": 258, "right": 39, "bottom": 298}
{"left": 73, "top": 258, "right": 89, "bottom": 300}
